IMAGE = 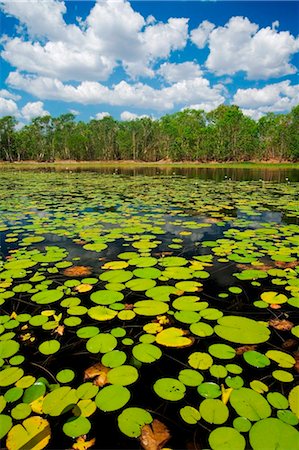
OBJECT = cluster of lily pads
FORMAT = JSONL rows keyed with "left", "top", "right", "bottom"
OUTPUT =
{"left": 0, "top": 171, "right": 298, "bottom": 449}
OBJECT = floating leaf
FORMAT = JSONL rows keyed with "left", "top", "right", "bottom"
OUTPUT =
{"left": 200, "top": 399, "right": 229, "bottom": 424}
{"left": 6, "top": 416, "right": 51, "bottom": 450}
{"left": 230, "top": 388, "right": 271, "bottom": 421}
{"left": 118, "top": 407, "right": 152, "bottom": 438}
{"left": 156, "top": 327, "right": 194, "bottom": 348}
{"left": 249, "top": 418, "right": 299, "bottom": 450}
{"left": 95, "top": 385, "right": 130, "bottom": 412}
{"left": 139, "top": 419, "right": 170, "bottom": 450}
{"left": 209, "top": 427, "right": 245, "bottom": 450}
{"left": 215, "top": 316, "right": 270, "bottom": 344}
{"left": 153, "top": 378, "right": 186, "bottom": 401}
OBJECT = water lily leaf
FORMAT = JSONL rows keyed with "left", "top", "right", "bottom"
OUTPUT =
{"left": 38, "top": 340, "right": 60, "bottom": 355}
{"left": 233, "top": 417, "right": 251, "bottom": 432}
{"left": 139, "top": 419, "right": 170, "bottom": 450}
{"left": 180, "top": 406, "right": 201, "bottom": 424}
{"left": 101, "top": 350, "right": 126, "bottom": 368}
{"left": 132, "top": 343, "right": 162, "bottom": 363}
{"left": 178, "top": 369, "right": 204, "bottom": 387}
{"left": 31, "top": 290, "right": 63, "bottom": 304}
{"left": 200, "top": 399, "right": 229, "bottom": 424}
{"left": 133, "top": 268, "right": 161, "bottom": 279}
{"left": 145, "top": 286, "right": 178, "bottom": 301}
{"left": 88, "top": 305, "right": 117, "bottom": 321}
{"left": 190, "top": 322, "right": 213, "bottom": 337}
{"left": 86, "top": 333, "right": 117, "bottom": 354}
{"left": 208, "top": 344, "right": 236, "bottom": 360}
{"left": 23, "top": 381, "right": 46, "bottom": 403}
{"left": 153, "top": 377, "right": 186, "bottom": 401}
{"left": 188, "top": 352, "right": 213, "bottom": 370}
{"left": 0, "top": 367, "right": 24, "bottom": 386}
{"left": 272, "top": 370, "right": 294, "bottom": 382}
{"left": 249, "top": 418, "right": 299, "bottom": 450}
{"left": 243, "top": 351, "right": 271, "bottom": 368}
{"left": 6, "top": 416, "right": 51, "bottom": 450}
{"left": 63, "top": 416, "right": 91, "bottom": 438}
{"left": 260, "top": 291, "right": 288, "bottom": 304}
{"left": 56, "top": 369, "right": 75, "bottom": 383}
{"left": 156, "top": 327, "right": 194, "bottom": 348}
{"left": 0, "top": 414, "right": 12, "bottom": 439}
{"left": 118, "top": 407, "right": 152, "bottom": 438}
{"left": 0, "top": 340, "right": 19, "bottom": 358}
{"left": 43, "top": 386, "right": 78, "bottom": 416}
{"left": 90, "top": 290, "right": 124, "bottom": 305}
{"left": 95, "top": 385, "right": 130, "bottom": 412}
{"left": 11, "top": 403, "right": 31, "bottom": 420}
{"left": 198, "top": 382, "right": 221, "bottom": 399}
{"left": 126, "top": 279, "right": 156, "bottom": 291}
{"left": 107, "top": 365, "right": 138, "bottom": 386}
{"left": 215, "top": 316, "right": 270, "bottom": 344}
{"left": 134, "top": 300, "right": 169, "bottom": 316}
{"left": 230, "top": 388, "right": 271, "bottom": 421}
{"left": 209, "top": 427, "right": 245, "bottom": 450}
{"left": 172, "top": 296, "right": 204, "bottom": 311}
{"left": 267, "top": 392, "right": 288, "bottom": 409}
{"left": 277, "top": 410, "right": 299, "bottom": 426}
{"left": 159, "top": 256, "right": 187, "bottom": 267}
{"left": 266, "top": 350, "right": 295, "bottom": 368}
{"left": 289, "top": 385, "right": 299, "bottom": 418}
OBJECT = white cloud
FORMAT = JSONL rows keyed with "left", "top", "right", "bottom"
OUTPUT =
{"left": 192, "top": 16, "right": 299, "bottom": 79}
{"left": 190, "top": 20, "right": 215, "bottom": 49}
{"left": 69, "top": 109, "right": 79, "bottom": 116}
{"left": 95, "top": 112, "right": 111, "bottom": 120}
{"left": 0, "top": 97, "right": 18, "bottom": 116}
{"left": 21, "top": 101, "right": 49, "bottom": 121}
{"left": 0, "top": 0, "right": 68, "bottom": 40}
{"left": 158, "top": 61, "right": 202, "bottom": 83}
{"left": 182, "top": 101, "right": 222, "bottom": 113}
{"left": 1, "top": 0, "right": 189, "bottom": 82}
{"left": 0, "top": 89, "right": 21, "bottom": 101}
{"left": 120, "top": 111, "right": 149, "bottom": 121}
{"left": 234, "top": 80, "right": 299, "bottom": 118}
{"left": 7, "top": 71, "right": 225, "bottom": 112}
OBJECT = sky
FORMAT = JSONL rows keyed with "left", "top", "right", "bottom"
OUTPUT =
{"left": 0, "top": 0, "right": 298, "bottom": 125}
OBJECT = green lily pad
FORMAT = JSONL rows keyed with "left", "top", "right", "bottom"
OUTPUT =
{"left": 95, "top": 385, "right": 130, "bottom": 412}
{"left": 249, "top": 418, "right": 299, "bottom": 450}
{"left": 209, "top": 427, "right": 246, "bottom": 450}
{"left": 118, "top": 407, "right": 152, "bottom": 437}
{"left": 153, "top": 377, "right": 186, "bottom": 401}
{"left": 215, "top": 316, "right": 270, "bottom": 344}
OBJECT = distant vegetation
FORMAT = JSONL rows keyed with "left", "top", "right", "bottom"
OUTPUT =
{"left": 0, "top": 105, "right": 298, "bottom": 162}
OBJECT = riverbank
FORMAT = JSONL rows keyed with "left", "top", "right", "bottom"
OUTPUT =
{"left": 1, "top": 160, "right": 299, "bottom": 169}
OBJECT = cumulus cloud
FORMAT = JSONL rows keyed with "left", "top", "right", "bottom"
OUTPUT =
{"left": 120, "top": 111, "right": 149, "bottom": 121}
{"left": 0, "top": 97, "right": 18, "bottom": 116}
{"left": 234, "top": 80, "right": 299, "bottom": 118}
{"left": 192, "top": 16, "right": 299, "bottom": 79}
{"left": 158, "top": 62, "right": 202, "bottom": 83}
{"left": 190, "top": 20, "right": 215, "bottom": 49}
{"left": 1, "top": 0, "right": 189, "bottom": 82}
{"left": 0, "top": 89, "right": 21, "bottom": 101}
{"left": 21, "top": 101, "right": 49, "bottom": 121}
{"left": 7, "top": 71, "right": 225, "bottom": 112}
{"left": 95, "top": 112, "right": 111, "bottom": 120}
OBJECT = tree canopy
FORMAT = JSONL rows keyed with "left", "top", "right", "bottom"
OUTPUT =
{"left": 0, "top": 105, "right": 298, "bottom": 162}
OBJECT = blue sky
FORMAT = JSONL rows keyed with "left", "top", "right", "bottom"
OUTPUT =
{"left": 0, "top": 0, "right": 298, "bottom": 123}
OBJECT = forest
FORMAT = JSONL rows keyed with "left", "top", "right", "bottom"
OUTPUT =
{"left": 0, "top": 104, "right": 298, "bottom": 162}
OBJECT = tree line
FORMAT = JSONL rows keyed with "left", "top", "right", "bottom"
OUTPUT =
{"left": 0, "top": 104, "right": 298, "bottom": 162}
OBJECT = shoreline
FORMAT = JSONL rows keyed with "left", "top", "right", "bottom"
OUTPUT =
{"left": 1, "top": 160, "right": 299, "bottom": 169}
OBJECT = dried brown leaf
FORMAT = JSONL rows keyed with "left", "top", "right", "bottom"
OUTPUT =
{"left": 140, "top": 419, "right": 170, "bottom": 450}
{"left": 236, "top": 345, "right": 257, "bottom": 355}
{"left": 269, "top": 319, "right": 294, "bottom": 331}
{"left": 63, "top": 266, "right": 92, "bottom": 277}
{"left": 84, "top": 363, "right": 110, "bottom": 387}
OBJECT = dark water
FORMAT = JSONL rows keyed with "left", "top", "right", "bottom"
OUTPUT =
{"left": 4, "top": 164, "right": 299, "bottom": 182}
{"left": 0, "top": 169, "right": 298, "bottom": 450}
